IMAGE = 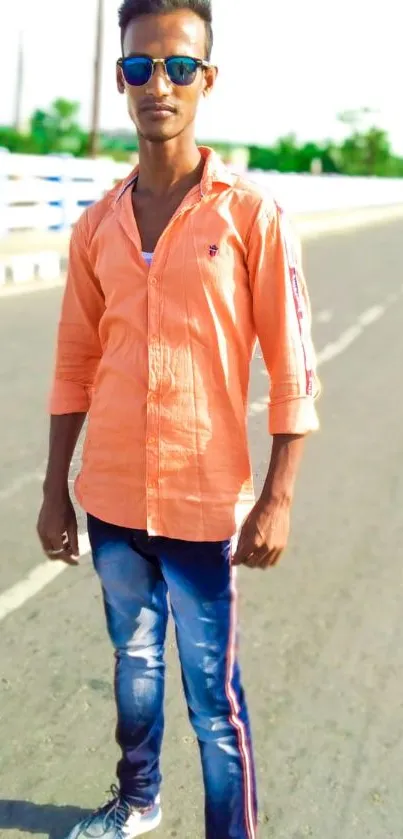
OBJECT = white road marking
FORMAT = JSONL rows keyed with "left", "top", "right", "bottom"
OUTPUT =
{"left": 249, "top": 291, "right": 402, "bottom": 417}
{"left": 0, "top": 533, "right": 91, "bottom": 623}
{"left": 1, "top": 287, "right": 402, "bottom": 622}
{"left": 358, "top": 305, "right": 385, "bottom": 327}
{"left": 316, "top": 305, "right": 385, "bottom": 365}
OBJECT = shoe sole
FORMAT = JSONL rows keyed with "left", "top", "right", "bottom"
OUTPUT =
{"left": 129, "top": 807, "right": 162, "bottom": 837}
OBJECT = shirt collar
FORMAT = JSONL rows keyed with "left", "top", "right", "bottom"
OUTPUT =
{"left": 114, "top": 146, "right": 236, "bottom": 206}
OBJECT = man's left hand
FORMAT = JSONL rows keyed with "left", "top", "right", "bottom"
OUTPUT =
{"left": 232, "top": 499, "right": 291, "bottom": 569}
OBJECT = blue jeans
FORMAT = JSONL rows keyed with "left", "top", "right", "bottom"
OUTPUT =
{"left": 87, "top": 514, "right": 258, "bottom": 839}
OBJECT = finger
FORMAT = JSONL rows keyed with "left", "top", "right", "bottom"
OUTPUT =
{"left": 61, "top": 531, "right": 74, "bottom": 556}
{"left": 245, "top": 557, "right": 266, "bottom": 570}
{"left": 60, "top": 552, "right": 79, "bottom": 567}
{"left": 231, "top": 539, "right": 250, "bottom": 566}
{"left": 43, "top": 532, "right": 76, "bottom": 563}
{"left": 47, "top": 547, "right": 79, "bottom": 567}
{"left": 244, "top": 546, "right": 271, "bottom": 570}
{"left": 60, "top": 532, "right": 80, "bottom": 565}
{"left": 37, "top": 523, "right": 54, "bottom": 554}
{"left": 268, "top": 548, "right": 284, "bottom": 567}
{"left": 232, "top": 546, "right": 257, "bottom": 566}
{"left": 65, "top": 523, "right": 79, "bottom": 558}
{"left": 39, "top": 530, "right": 65, "bottom": 557}
{"left": 252, "top": 548, "right": 283, "bottom": 569}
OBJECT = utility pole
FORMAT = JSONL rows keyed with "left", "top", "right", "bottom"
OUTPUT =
{"left": 89, "top": 0, "right": 104, "bottom": 158}
{"left": 14, "top": 30, "right": 24, "bottom": 132}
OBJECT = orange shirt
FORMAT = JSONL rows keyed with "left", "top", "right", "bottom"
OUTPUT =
{"left": 50, "top": 148, "right": 320, "bottom": 541}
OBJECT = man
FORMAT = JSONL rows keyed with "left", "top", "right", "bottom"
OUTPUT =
{"left": 37, "top": 0, "right": 320, "bottom": 837}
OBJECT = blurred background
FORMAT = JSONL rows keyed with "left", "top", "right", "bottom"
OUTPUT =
{"left": 1, "top": 0, "right": 403, "bottom": 271}
{"left": 1, "top": 0, "right": 403, "bottom": 169}
{"left": 1, "top": 4, "right": 403, "bottom": 839}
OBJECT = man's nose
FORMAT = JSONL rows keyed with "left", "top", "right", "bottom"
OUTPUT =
{"left": 145, "top": 63, "right": 172, "bottom": 95}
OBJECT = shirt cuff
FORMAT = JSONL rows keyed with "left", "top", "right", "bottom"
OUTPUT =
{"left": 269, "top": 397, "right": 320, "bottom": 435}
{"left": 49, "top": 379, "right": 91, "bottom": 415}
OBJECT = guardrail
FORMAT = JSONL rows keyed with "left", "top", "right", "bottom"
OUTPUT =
{"left": 0, "top": 149, "right": 131, "bottom": 236}
{"left": 251, "top": 171, "right": 403, "bottom": 214}
{"left": 1, "top": 148, "right": 403, "bottom": 239}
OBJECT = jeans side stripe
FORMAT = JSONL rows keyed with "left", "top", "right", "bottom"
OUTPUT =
{"left": 225, "top": 567, "right": 256, "bottom": 839}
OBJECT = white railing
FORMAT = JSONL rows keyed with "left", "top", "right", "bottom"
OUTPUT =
{"left": 1, "top": 148, "right": 403, "bottom": 237}
{"left": 251, "top": 170, "right": 403, "bottom": 214}
{"left": 0, "top": 149, "right": 131, "bottom": 236}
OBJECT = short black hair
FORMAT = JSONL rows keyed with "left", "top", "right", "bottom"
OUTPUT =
{"left": 118, "top": 0, "right": 213, "bottom": 60}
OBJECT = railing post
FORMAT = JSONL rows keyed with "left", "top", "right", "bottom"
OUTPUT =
{"left": 57, "top": 154, "right": 76, "bottom": 231}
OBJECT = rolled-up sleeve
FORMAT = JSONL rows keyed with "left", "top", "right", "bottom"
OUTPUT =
{"left": 49, "top": 212, "right": 105, "bottom": 415}
{"left": 247, "top": 200, "right": 320, "bottom": 435}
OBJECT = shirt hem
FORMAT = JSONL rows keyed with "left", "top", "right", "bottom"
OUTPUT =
{"left": 75, "top": 480, "right": 255, "bottom": 543}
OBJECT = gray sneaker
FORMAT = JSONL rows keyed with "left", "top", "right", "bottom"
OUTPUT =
{"left": 65, "top": 786, "right": 162, "bottom": 838}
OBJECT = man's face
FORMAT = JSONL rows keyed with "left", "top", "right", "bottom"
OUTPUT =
{"left": 117, "top": 10, "right": 217, "bottom": 143}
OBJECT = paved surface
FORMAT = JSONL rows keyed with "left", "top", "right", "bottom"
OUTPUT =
{"left": 1, "top": 218, "right": 403, "bottom": 838}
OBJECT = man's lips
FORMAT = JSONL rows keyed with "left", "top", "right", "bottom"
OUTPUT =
{"left": 140, "top": 102, "right": 177, "bottom": 114}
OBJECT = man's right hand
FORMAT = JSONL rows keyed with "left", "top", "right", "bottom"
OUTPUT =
{"left": 37, "top": 490, "right": 80, "bottom": 567}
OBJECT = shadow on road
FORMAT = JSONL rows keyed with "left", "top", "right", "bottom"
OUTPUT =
{"left": 0, "top": 800, "right": 91, "bottom": 838}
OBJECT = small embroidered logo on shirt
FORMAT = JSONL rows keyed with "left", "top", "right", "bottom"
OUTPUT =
{"left": 209, "top": 244, "right": 219, "bottom": 257}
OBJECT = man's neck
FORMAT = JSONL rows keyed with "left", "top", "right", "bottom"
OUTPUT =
{"left": 136, "top": 134, "right": 204, "bottom": 197}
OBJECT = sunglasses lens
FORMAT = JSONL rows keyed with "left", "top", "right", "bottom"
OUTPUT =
{"left": 166, "top": 57, "right": 199, "bottom": 86}
{"left": 122, "top": 57, "right": 152, "bottom": 86}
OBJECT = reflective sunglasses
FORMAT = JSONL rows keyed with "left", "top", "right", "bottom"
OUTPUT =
{"left": 117, "top": 54, "right": 211, "bottom": 87}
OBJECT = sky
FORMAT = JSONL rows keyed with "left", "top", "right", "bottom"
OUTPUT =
{"left": 1, "top": 0, "right": 402, "bottom": 153}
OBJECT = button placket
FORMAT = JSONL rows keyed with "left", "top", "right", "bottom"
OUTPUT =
{"left": 146, "top": 265, "right": 162, "bottom": 531}
{"left": 144, "top": 201, "right": 200, "bottom": 532}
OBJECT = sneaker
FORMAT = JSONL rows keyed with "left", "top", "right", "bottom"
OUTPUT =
{"left": 64, "top": 786, "right": 162, "bottom": 838}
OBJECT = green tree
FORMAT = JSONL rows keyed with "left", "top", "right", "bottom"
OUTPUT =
{"left": 336, "top": 107, "right": 401, "bottom": 176}
{"left": 248, "top": 144, "right": 278, "bottom": 171}
{"left": 1, "top": 99, "right": 403, "bottom": 175}
{"left": 339, "top": 125, "right": 394, "bottom": 176}
{"left": 0, "top": 126, "right": 24, "bottom": 153}
{"left": 30, "top": 99, "right": 88, "bottom": 156}
{"left": 273, "top": 134, "right": 300, "bottom": 172}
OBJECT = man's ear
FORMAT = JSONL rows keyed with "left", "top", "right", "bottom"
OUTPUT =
{"left": 203, "top": 64, "right": 218, "bottom": 97}
{"left": 116, "top": 63, "right": 125, "bottom": 94}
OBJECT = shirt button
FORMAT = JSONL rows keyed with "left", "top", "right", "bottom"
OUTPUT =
{"left": 149, "top": 276, "right": 158, "bottom": 287}
{"left": 148, "top": 480, "right": 158, "bottom": 489}
{"left": 150, "top": 335, "right": 158, "bottom": 344}
{"left": 148, "top": 436, "right": 156, "bottom": 446}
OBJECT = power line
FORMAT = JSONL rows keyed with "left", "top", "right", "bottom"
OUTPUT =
{"left": 89, "top": 0, "right": 104, "bottom": 158}
{"left": 14, "top": 31, "right": 24, "bottom": 132}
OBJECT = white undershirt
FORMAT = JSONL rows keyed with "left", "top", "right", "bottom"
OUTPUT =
{"left": 142, "top": 252, "right": 153, "bottom": 267}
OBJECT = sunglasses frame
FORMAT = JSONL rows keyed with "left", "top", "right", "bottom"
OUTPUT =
{"left": 117, "top": 54, "right": 212, "bottom": 87}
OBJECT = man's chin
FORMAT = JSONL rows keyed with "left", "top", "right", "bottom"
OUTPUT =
{"left": 138, "top": 126, "right": 183, "bottom": 144}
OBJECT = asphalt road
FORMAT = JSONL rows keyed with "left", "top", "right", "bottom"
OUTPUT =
{"left": 1, "top": 218, "right": 403, "bottom": 839}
